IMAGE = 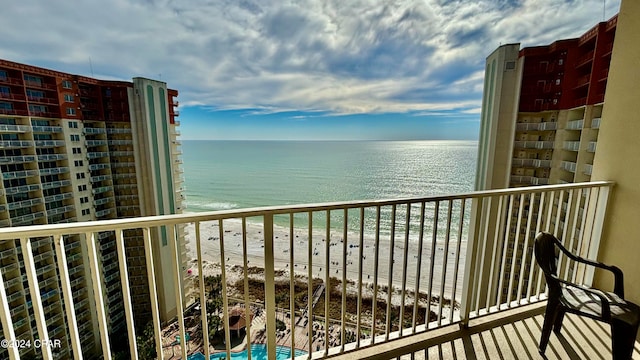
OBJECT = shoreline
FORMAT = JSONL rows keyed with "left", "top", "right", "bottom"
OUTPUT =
{"left": 185, "top": 216, "right": 466, "bottom": 303}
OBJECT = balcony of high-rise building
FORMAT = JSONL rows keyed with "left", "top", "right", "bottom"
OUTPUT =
{"left": 1, "top": 178, "right": 639, "bottom": 360}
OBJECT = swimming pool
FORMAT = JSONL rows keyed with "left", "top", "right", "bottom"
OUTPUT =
{"left": 188, "top": 344, "right": 307, "bottom": 360}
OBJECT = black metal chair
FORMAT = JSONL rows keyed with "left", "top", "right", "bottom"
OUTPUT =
{"left": 534, "top": 232, "right": 640, "bottom": 360}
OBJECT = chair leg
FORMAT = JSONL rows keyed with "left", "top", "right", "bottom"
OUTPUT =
{"left": 540, "top": 302, "right": 559, "bottom": 354}
{"left": 553, "top": 308, "right": 565, "bottom": 334}
{"left": 611, "top": 321, "right": 638, "bottom": 360}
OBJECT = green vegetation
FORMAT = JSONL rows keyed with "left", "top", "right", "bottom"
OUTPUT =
{"left": 136, "top": 322, "right": 157, "bottom": 360}
{"left": 204, "top": 275, "right": 224, "bottom": 343}
{"left": 230, "top": 271, "right": 438, "bottom": 334}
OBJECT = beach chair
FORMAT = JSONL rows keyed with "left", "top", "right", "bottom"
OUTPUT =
{"left": 534, "top": 232, "right": 640, "bottom": 359}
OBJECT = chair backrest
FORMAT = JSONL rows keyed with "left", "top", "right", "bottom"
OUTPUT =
{"left": 534, "top": 232, "right": 562, "bottom": 296}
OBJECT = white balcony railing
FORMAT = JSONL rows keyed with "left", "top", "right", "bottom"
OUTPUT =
{"left": 563, "top": 141, "right": 581, "bottom": 152}
{"left": 584, "top": 164, "right": 594, "bottom": 176}
{"left": 513, "top": 140, "right": 555, "bottom": 149}
{"left": 515, "top": 122, "right": 558, "bottom": 132}
{"left": 561, "top": 161, "right": 577, "bottom": 173}
{"left": 83, "top": 128, "right": 106, "bottom": 135}
{"left": 566, "top": 119, "right": 584, "bottom": 130}
{"left": 0, "top": 181, "right": 613, "bottom": 360}
{"left": 511, "top": 159, "right": 551, "bottom": 169}
{"left": 0, "top": 155, "right": 37, "bottom": 164}
{"left": 0, "top": 124, "right": 31, "bottom": 133}
{"left": 32, "top": 126, "right": 62, "bottom": 133}
{"left": 106, "top": 128, "right": 132, "bottom": 134}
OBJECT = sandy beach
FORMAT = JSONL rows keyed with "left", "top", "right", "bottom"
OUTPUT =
{"left": 185, "top": 217, "right": 466, "bottom": 305}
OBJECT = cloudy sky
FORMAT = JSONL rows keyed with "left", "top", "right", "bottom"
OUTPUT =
{"left": 0, "top": 0, "right": 620, "bottom": 140}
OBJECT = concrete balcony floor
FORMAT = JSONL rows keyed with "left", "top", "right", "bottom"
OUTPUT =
{"left": 336, "top": 302, "right": 640, "bottom": 360}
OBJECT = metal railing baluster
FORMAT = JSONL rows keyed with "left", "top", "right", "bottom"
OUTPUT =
{"left": 264, "top": 214, "right": 277, "bottom": 360}
{"left": 385, "top": 204, "right": 396, "bottom": 341}
{"left": 356, "top": 207, "right": 365, "bottom": 348}
{"left": 426, "top": 201, "right": 439, "bottom": 326}
{"left": 84, "top": 233, "right": 110, "bottom": 359}
{"left": 195, "top": 221, "right": 210, "bottom": 359}
{"left": 168, "top": 224, "right": 187, "bottom": 360}
{"left": 142, "top": 228, "right": 163, "bottom": 359}
{"left": 450, "top": 199, "right": 465, "bottom": 323}
{"left": 0, "top": 255, "right": 18, "bottom": 360}
{"left": 437, "top": 201, "right": 453, "bottom": 325}
{"left": 412, "top": 202, "right": 426, "bottom": 331}
{"left": 115, "top": 230, "right": 136, "bottom": 359}
{"left": 399, "top": 203, "right": 411, "bottom": 336}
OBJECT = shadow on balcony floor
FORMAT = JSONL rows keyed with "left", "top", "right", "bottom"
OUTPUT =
{"left": 332, "top": 302, "right": 640, "bottom": 360}
{"left": 398, "top": 303, "right": 640, "bottom": 360}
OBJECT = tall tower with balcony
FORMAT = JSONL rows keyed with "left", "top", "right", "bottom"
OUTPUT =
{"left": 0, "top": 59, "right": 186, "bottom": 358}
{"left": 476, "top": 15, "right": 617, "bottom": 305}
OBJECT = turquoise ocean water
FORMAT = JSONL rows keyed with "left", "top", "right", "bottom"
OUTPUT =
{"left": 182, "top": 140, "right": 478, "bottom": 236}
{"left": 183, "top": 140, "right": 478, "bottom": 213}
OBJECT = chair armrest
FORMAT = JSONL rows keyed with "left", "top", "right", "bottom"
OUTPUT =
{"left": 556, "top": 243, "right": 625, "bottom": 297}
{"left": 555, "top": 277, "right": 611, "bottom": 322}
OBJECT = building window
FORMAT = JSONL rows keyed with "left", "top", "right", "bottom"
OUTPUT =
{"left": 82, "top": 209, "right": 90, "bottom": 216}
{"left": 0, "top": 86, "right": 10, "bottom": 96}
{"left": 33, "top": 134, "right": 52, "bottom": 140}
{"left": 80, "top": 196, "right": 89, "bottom": 204}
{"left": 68, "top": 121, "right": 78, "bottom": 128}
{"left": 26, "top": 89, "right": 45, "bottom": 100}
{"left": 0, "top": 70, "right": 7, "bottom": 81}
{"left": 74, "top": 160, "right": 84, "bottom": 167}
{"left": 505, "top": 61, "right": 516, "bottom": 70}
{"left": 558, "top": 59, "right": 564, "bottom": 65}
{"left": 24, "top": 74, "right": 42, "bottom": 86}
{"left": 64, "top": 94, "right": 74, "bottom": 102}
{"left": 29, "top": 104, "right": 47, "bottom": 113}
{"left": 1, "top": 133, "right": 18, "bottom": 141}
{"left": 62, "top": 80, "right": 72, "bottom": 89}
{"left": 76, "top": 172, "right": 85, "bottom": 179}
{"left": 70, "top": 134, "right": 80, "bottom": 142}
{"left": 66, "top": 108, "right": 76, "bottom": 116}
{"left": 78, "top": 184, "right": 87, "bottom": 192}
{"left": 0, "top": 102, "right": 12, "bottom": 110}
{"left": 72, "top": 147, "right": 82, "bottom": 154}
{"left": 555, "top": 79, "right": 561, "bottom": 85}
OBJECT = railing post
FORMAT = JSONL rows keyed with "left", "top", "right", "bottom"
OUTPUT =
{"left": 196, "top": 222, "right": 211, "bottom": 358}
{"left": 264, "top": 214, "right": 277, "bottom": 360}
{"left": 459, "top": 197, "right": 483, "bottom": 327}
{"left": 584, "top": 185, "right": 612, "bottom": 285}
{"left": 0, "top": 247, "right": 19, "bottom": 360}
{"left": 142, "top": 228, "right": 164, "bottom": 360}
{"left": 168, "top": 225, "right": 187, "bottom": 360}
{"left": 115, "top": 230, "right": 137, "bottom": 359}
{"left": 84, "top": 233, "right": 111, "bottom": 359}
{"left": 53, "top": 235, "right": 82, "bottom": 360}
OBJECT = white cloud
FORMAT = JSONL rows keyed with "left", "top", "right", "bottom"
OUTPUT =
{"left": 0, "top": 0, "right": 621, "bottom": 114}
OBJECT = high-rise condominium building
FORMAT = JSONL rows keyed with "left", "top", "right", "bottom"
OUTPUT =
{"left": 0, "top": 59, "right": 187, "bottom": 358}
{"left": 475, "top": 15, "right": 617, "bottom": 303}
{"left": 478, "top": 15, "right": 617, "bottom": 191}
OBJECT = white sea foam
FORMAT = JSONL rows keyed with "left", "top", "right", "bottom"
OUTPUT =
{"left": 185, "top": 201, "right": 239, "bottom": 210}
